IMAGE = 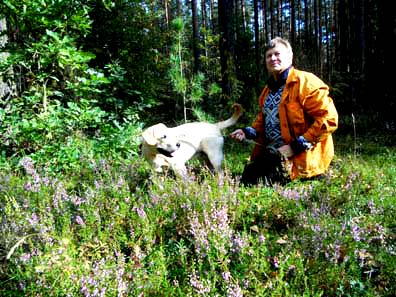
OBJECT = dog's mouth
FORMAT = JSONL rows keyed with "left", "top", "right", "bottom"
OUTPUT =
{"left": 156, "top": 147, "right": 175, "bottom": 158}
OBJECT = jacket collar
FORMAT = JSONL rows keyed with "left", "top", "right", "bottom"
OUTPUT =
{"left": 267, "top": 66, "right": 292, "bottom": 92}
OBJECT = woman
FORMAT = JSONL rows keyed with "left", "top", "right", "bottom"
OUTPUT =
{"left": 230, "top": 37, "right": 338, "bottom": 186}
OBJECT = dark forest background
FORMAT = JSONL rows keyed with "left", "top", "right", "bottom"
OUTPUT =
{"left": 0, "top": 0, "right": 395, "bottom": 163}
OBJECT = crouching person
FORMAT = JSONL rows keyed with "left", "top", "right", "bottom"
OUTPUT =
{"left": 230, "top": 37, "right": 338, "bottom": 186}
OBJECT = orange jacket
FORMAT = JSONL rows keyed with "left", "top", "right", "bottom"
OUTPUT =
{"left": 250, "top": 67, "right": 338, "bottom": 180}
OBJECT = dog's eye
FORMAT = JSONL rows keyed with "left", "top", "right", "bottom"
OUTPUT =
{"left": 162, "top": 135, "right": 167, "bottom": 139}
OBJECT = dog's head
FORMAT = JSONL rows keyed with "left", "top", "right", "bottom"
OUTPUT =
{"left": 142, "top": 123, "right": 180, "bottom": 155}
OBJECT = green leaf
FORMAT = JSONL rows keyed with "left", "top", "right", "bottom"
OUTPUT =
{"left": 2, "top": 0, "right": 16, "bottom": 11}
{"left": 45, "top": 30, "right": 60, "bottom": 42}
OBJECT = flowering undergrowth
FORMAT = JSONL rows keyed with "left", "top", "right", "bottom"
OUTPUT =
{"left": 1, "top": 131, "right": 396, "bottom": 296}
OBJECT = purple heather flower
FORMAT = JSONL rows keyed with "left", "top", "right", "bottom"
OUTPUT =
{"left": 222, "top": 271, "right": 231, "bottom": 282}
{"left": 231, "top": 233, "right": 247, "bottom": 254}
{"left": 18, "top": 281, "right": 26, "bottom": 291}
{"left": 19, "top": 157, "right": 36, "bottom": 175}
{"left": 27, "top": 213, "right": 39, "bottom": 227}
{"left": 75, "top": 215, "right": 85, "bottom": 226}
{"left": 227, "top": 283, "right": 243, "bottom": 297}
{"left": 189, "top": 273, "right": 211, "bottom": 295}
{"left": 351, "top": 224, "right": 363, "bottom": 242}
{"left": 94, "top": 180, "right": 102, "bottom": 190}
{"left": 20, "top": 253, "right": 31, "bottom": 263}
{"left": 133, "top": 205, "right": 146, "bottom": 218}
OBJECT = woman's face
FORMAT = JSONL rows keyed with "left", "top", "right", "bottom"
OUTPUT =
{"left": 265, "top": 43, "right": 293, "bottom": 76}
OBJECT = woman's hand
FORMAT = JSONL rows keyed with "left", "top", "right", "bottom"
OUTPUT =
{"left": 277, "top": 144, "right": 294, "bottom": 158}
{"left": 230, "top": 129, "right": 246, "bottom": 141}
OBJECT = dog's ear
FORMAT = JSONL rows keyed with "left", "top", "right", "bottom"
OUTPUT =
{"left": 142, "top": 123, "right": 167, "bottom": 146}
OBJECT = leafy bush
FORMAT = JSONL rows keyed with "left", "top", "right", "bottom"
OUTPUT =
{"left": 0, "top": 1, "right": 145, "bottom": 172}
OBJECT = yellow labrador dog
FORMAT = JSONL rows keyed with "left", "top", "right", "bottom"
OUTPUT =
{"left": 141, "top": 104, "right": 243, "bottom": 176}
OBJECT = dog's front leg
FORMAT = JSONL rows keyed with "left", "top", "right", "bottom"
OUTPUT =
{"left": 171, "top": 162, "right": 188, "bottom": 178}
{"left": 154, "top": 165, "right": 163, "bottom": 172}
{"left": 153, "top": 155, "right": 171, "bottom": 172}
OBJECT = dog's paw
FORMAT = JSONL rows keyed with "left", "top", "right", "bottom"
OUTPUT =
{"left": 155, "top": 167, "right": 163, "bottom": 173}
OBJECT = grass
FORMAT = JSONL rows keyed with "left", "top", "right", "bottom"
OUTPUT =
{"left": 1, "top": 127, "right": 396, "bottom": 296}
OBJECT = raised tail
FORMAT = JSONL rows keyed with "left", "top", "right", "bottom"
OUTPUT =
{"left": 216, "top": 103, "right": 243, "bottom": 130}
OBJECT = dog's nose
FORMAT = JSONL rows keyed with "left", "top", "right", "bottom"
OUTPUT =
{"left": 176, "top": 143, "right": 181, "bottom": 148}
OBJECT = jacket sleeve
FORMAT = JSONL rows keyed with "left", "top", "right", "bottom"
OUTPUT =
{"left": 242, "top": 127, "right": 258, "bottom": 139}
{"left": 251, "top": 112, "right": 264, "bottom": 134}
{"left": 299, "top": 75, "right": 338, "bottom": 144}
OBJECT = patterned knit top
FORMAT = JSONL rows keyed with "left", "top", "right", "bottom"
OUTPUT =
{"left": 263, "top": 85, "right": 285, "bottom": 150}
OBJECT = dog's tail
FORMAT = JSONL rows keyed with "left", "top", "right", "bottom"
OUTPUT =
{"left": 216, "top": 103, "right": 243, "bottom": 130}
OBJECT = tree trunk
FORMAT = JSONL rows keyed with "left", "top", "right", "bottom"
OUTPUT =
{"left": 313, "top": 0, "right": 319, "bottom": 72}
{"left": 290, "top": 0, "right": 296, "bottom": 46}
{"left": 262, "top": 0, "right": 269, "bottom": 42}
{"left": 176, "top": 0, "right": 182, "bottom": 16}
{"left": 210, "top": 0, "right": 216, "bottom": 33}
{"left": 357, "top": 0, "right": 365, "bottom": 73}
{"left": 338, "top": 0, "right": 348, "bottom": 73}
{"left": 191, "top": 0, "right": 200, "bottom": 73}
{"left": 269, "top": 0, "right": 275, "bottom": 38}
{"left": 218, "top": 0, "right": 234, "bottom": 98}
{"left": 303, "top": 0, "right": 310, "bottom": 62}
{"left": 241, "top": 0, "right": 247, "bottom": 32}
{"left": 0, "top": 18, "right": 12, "bottom": 104}
{"left": 277, "top": 0, "right": 282, "bottom": 36}
{"left": 317, "top": 0, "right": 323, "bottom": 75}
{"left": 253, "top": 0, "right": 260, "bottom": 83}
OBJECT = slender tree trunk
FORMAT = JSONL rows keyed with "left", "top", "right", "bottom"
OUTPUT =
{"left": 0, "top": 18, "right": 12, "bottom": 104}
{"left": 263, "top": 0, "right": 269, "bottom": 42}
{"left": 253, "top": 0, "right": 260, "bottom": 83}
{"left": 191, "top": 0, "right": 200, "bottom": 73}
{"left": 338, "top": 0, "right": 348, "bottom": 73}
{"left": 277, "top": 0, "right": 282, "bottom": 36}
{"left": 324, "top": 0, "right": 330, "bottom": 80}
{"left": 269, "top": 0, "right": 275, "bottom": 38}
{"left": 296, "top": 0, "right": 301, "bottom": 50}
{"left": 333, "top": 0, "right": 340, "bottom": 73}
{"left": 318, "top": 0, "right": 323, "bottom": 75}
{"left": 210, "top": 0, "right": 216, "bottom": 33}
{"left": 290, "top": 0, "right": 296, "bottom": 46}
{"left": 164, "top": 0, "right": 170, "bottom": 26}
{"left": 241, "top": 0, "right": 247, "bottom": 32}
{"left": 313, "top": 0, "right": 319, "bottom": 72}
{"left": 358, "top": 0, "right": 365, "bottom": 73}
{"left": 201, "top": 0, "right": 208, "bottom": 62}
{"left": 201, "top": 0, "right": 207, "bottom": 31}
{"left": 176, "top": 0, "right": 182, "bottom": 17}
{"left": 218, "top": 0, "right": 234, "bottom": 98}
{"left": 304, "top": 0, "right": 310, "bottom": 58}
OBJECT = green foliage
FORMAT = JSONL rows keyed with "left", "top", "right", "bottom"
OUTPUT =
{"left": 83, "top": 0, "right": 172, "bottom": 116}
{"left": 0, "top": 98, "right": 142, "bottom": 172}
{"left": 0, "top": 0, "right": 144, "bottom": 170}
{"left": 1, "top": 0, "right": 95, "bottom": 106}
{"left": 169, "top": 17, "right": 211, "bottom": 123}
{"left": 168, "top": 18, "right": 228, "bottom": 123}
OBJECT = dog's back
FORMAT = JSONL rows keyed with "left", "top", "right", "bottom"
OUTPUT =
{"left": 141, "top": 103, "right": 243, "bottom": 175}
